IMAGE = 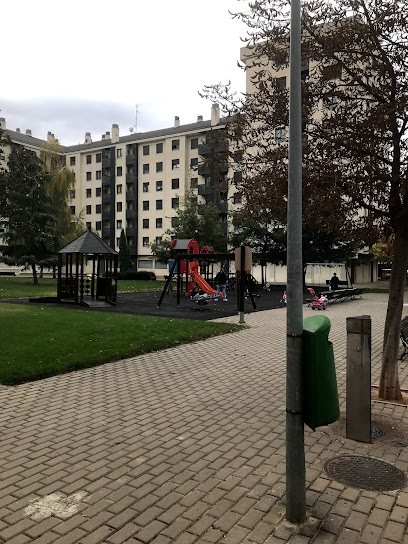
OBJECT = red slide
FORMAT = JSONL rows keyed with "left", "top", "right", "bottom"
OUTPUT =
{"left": 188, "top": 262, "right": 222, "bottom": 299}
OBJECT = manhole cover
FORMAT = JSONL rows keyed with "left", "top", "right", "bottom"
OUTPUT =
{"left": 324, "top": 455, "right": 407, "bottom": 491}
{"left": 371, "top": 427, "right": 383, "bottom": 438}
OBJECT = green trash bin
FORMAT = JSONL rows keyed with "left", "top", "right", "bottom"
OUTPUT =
{"left": 303, "top": 315, "right": 340, "bottom": 431}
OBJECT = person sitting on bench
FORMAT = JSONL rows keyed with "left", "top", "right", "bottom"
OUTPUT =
{"left": 330, "top": 272, "right": 340, "bottom": 291}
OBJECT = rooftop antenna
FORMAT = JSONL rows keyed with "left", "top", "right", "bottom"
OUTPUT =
{"left": 129, "top": 104, "right": 141, "bottom": 134}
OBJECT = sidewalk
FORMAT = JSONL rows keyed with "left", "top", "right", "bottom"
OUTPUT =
{"left": 0, "top": 293, "right": 407, "bottom": 544}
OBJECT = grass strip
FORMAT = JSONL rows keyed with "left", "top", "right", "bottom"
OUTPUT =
{"left": 0, "top": 277, "right": 166, "bottom": 299}
{"left": 0, "top": 302, "right": 242, "bottom": 386}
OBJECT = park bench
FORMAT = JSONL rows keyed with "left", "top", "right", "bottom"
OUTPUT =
{"left": 307, "top": 287, "right": 363, "bottom": 306}
{"left": 325, "top": 279, "right": 349, "bottom": 288}
{"left": 400, "top": 316, "right": 408, "bottom": 360}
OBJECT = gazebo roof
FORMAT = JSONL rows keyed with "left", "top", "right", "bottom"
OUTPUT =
{"left": 58, "top": 228, "right": 118, "bottom": 255}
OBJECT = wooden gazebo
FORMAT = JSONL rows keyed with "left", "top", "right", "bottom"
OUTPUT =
{"left": 57, "top": 227, "right": 118, "bottom": 306}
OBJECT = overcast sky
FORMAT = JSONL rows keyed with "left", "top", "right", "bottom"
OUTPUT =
{"left": 1, "top": 0, "right": 249, "bottom": 146}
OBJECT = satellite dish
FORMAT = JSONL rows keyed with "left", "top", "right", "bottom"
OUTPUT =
{"left": 129, "top": 127, "right": 134, "bottom": 133}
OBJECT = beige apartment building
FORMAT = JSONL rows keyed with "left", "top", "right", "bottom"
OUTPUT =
{"left": 1, "top": 104, "right": 239, "bottom": 274}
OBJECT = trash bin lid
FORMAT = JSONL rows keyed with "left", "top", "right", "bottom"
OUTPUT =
{"left": 303, "top": 315, "right": 331, "bottom": 335}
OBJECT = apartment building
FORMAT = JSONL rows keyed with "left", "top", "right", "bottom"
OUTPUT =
{"left": 1, "top": 104, "right": 237, "bottom": 274}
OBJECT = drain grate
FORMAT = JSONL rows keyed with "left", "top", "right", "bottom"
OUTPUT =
{"left": 325, "top": 455, "right": 407, "bottom": 492}
{"left": 371, "top": 427, "right": 383, "bottom": 438}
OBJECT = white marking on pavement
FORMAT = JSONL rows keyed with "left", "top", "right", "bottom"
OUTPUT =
{"left": 24, "top": 491, "right": 88, "bottom": 521}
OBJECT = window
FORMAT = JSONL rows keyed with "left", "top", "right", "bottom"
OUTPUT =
{"left": 191, "top": 138, "right": 198, "bottom": 150}
{"left": 116, "top": 202, "right": 122, "bottom": 212}
{"left": 156, "top": 162, "right": 163, "bottom": 172}
{"left": 86, "top": 188, "right": 92, "bottom": 198}
{"left": 275, "top": 127, "right": 287, "bottom": 143}
{"left": 138, "top": 259, "right": 153, "bottom": 269}
{"left": 102, "top": 167, "right": 110, "bottom": 177}
{"left": 155, "top": 236, "right": 162, "bottom": 244}
{"left": 70, "top": 190, "right": 76, "bottom": 199}
{"left": 155, "top": 261, "right": 167, "bottom": 270}
{"left": 117, "top": 166, "right": 122, "bottom": 177}
{"left": 156, "top": 142, "right": 163, "bottom": 154}
{"left": 301, "top": 58, "right": 309, "bottom": 81}
{"left": 86, "top": 222, "right": 91, "bottom": 229}
{"left": 172, "top": 139, "right": 180, "bottom": 150}
{"left": 172, "top": 159, "right": 180, "bottom": 170}
{"left": 96, "top": 153, "right": 101, "bottom": 163}
{"left": 96, "top": 187, "right": 101, "bottom": 197}
{"left": 171, "top": 217, "right": 177, "bottom": 227}
{"left": 143, "top": 237, "right": 149, "bottom": 247}
{"left": 96, "top": 170, "right": 102, "bottom": 180}
{"left": 70, "top": 157, "right": 76, "bottom": 166}
{"left": 190, "top": 178, "right": 198, "bottom": 188}
{"left": 156, "top": 218, "right": 163, "bottom": 229}
{"left": 156, "top": 180, "right": 163, "bottom": 191}
{"left": 96, "top": 221, "right": 101, "bottom": 230}
{"left": 143, "top": 219, "right": 149, "bottom": 228}
{"left": 190, "top": 158, "right": 198, "bottom": 169}
{"left": 86, "top": 155, "right": 92, "bottom": 164}
{"left": 117, "top": 184, "right": 122, "bottom": 194}
{"left": 86, "top": 205, "right": 91, "bottom": 214}
{"left": 143, "top": 145, "right": 150, "bottom": 156}
{"left": 156, "top": 200, "right": 163, "bottom": 210}
{"left": 323, "top": 62, "right": 342, "bottom": 81}
{"left": 116, "top": 237, "right": 120, "bottom": 247}
{"left": 277, "top": 76, "right": 286, "bottom": 89}
{"left": 70, "top": 206, "right": 75, "bottom": 214}
{"left": 233, "top": 192, "right": 242, "bottom": 204}
{"left": 117, "top": 220, "right": 122, "bottom": 230}
{"left": 172, "top": 197, "right": 179, "bottom": 209}
{"left": 143, "top": 182, "right": 149, "bottom": 193}
{"left": 143, "top": 201, "right": 149, "bottom": 211}
{"left": 172, "top": 178, "right": 179, "bottom": 189}
{"left": 86, "top": 172, "right": 92, "bottom": 181}
{"left": 117, "top": 148, "right": 122, "bottom": 158}
{"left": 143, "top": 164, "right": 149, "bottom": 174}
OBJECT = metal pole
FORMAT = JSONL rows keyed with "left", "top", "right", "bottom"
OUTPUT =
{"left": 286, "top": 0, "right": 306, "bottom": 523}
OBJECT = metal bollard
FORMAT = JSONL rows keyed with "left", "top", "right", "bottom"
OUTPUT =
{"left": 346, "top": 315, "right": 371, "bottom": 442}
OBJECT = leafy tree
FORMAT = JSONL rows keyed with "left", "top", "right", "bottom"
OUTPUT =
{"left": 203, "top": 0, "right": 408, "bottom": 401}
{"left": 0, "top": 147, "right": 55, "bottom": 284}
{"left": 118, "top": 229, "right": 132, "bottom": 272}
{"left": 151, "top": 191, "right": 227, "bottom": 262}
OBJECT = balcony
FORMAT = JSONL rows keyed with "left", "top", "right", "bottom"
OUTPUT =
{"left": 126, "top": 191, "right": 136, "bottom": 201}
{"left": 216, "top": 201, "right": 228, "bottom": 214}
{"left": 126, "top": 226, "right": 136, "bottom": 237}
{"left": 198, "top": 164, "right": 210, "bottom": 176}
{"left": 198, "top": 184, "right": 209, "bottom": 196}
{"left": 198, "top": 143, "right": 210, "bottom": 156}
{"left": 126, "top": 209, "right": 136, "bottom": 219}
{"left": 102, "top": 194, "right": 111, "bottom": 205}
{"left": 126, "top": 154, "right": 137, "bottom": 165}
{"left": 126, "top": 172, "right": 136, "bottom": 184}
{"left": 102, "top": 157, "right": 111, "bottom": 169}
{"left": 102, "top": 227, "right": 111, "bottom": 238}
{"left": 102, "top": 175, "right": 111, "bottom": 186}
{"left": 219, "top": 161, "right": 229, "bottom": 174}
{"left": 129, "top": 246, "right": 137, "bottom": 256}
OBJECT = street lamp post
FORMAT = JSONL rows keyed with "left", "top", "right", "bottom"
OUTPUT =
{"left": 286, "top": 0, "right": 306, "bottom": 523}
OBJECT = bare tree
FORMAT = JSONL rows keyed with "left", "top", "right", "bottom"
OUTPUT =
{"left": 202, "top": 0, "right": 408, "bottom": 400}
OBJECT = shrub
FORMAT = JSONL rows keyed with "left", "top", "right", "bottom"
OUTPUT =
{"left": 117, "top": 271, "right": 156, "bottom": 281}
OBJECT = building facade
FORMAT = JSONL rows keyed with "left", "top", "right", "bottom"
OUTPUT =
{"left": 1, "top": 104, "right": 239, "bottom": 275}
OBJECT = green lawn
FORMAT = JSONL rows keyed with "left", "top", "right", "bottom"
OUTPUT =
{"left": 0, "top": 277, "right": 166, "bottom": 299}
{"left": 0, "top": 303, "right": 242, "bottom": 386}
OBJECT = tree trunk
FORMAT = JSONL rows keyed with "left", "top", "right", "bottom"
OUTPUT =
{"left": 379, "top": 227, "right": 408, "bottom": 400}
{"left": 53, "top": 265, "right": 57, "bottom": 279}
{"left": 32, "top": 263, "right": 38, "bottom": 286}
{"left": 39, "top": 266, "right": 43, "bottom": 278}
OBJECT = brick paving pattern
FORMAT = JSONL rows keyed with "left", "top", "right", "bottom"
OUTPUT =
{"left": 1, "top": 292, "right": 408, "bottom": 543}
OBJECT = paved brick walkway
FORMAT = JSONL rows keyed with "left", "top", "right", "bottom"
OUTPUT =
{"left": 1, "top": 293, "right": 408, "bottom": 543}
